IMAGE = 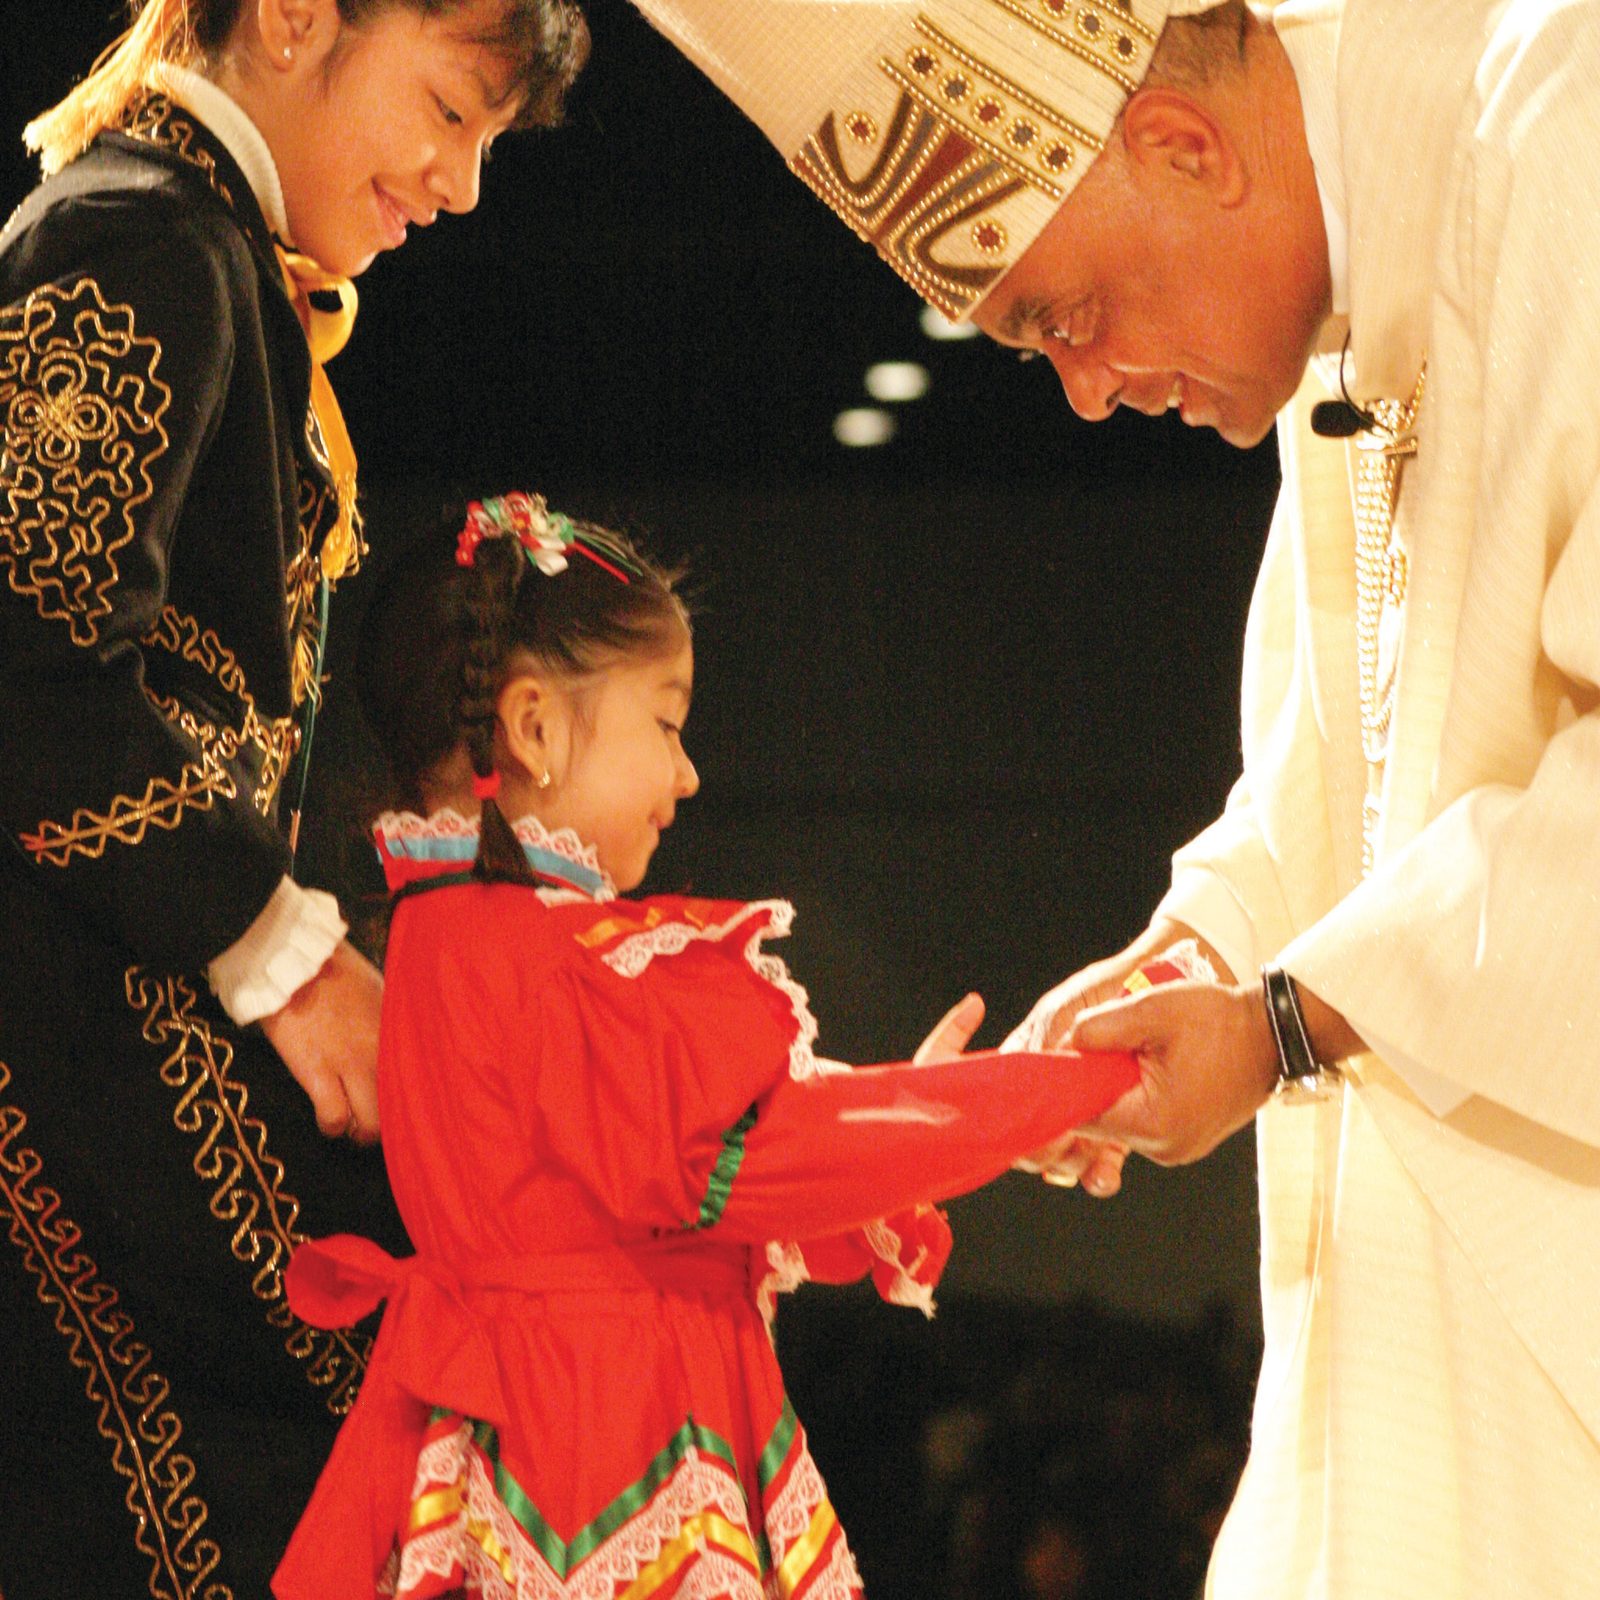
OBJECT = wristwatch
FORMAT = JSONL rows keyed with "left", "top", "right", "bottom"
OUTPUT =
{"left": 1261, "top": 966, "right": 1343, "bottom": 1102}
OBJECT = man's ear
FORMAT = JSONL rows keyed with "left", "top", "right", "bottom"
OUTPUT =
{"left": 1120, "top": 86, "right": 1246, "bottom": 206}
{"left": 497, "top": 672, "right": 567, "bottom": 787}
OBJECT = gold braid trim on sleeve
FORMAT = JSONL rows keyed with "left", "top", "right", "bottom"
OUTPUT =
{"left": 0, "top": 1057, "right": 232, "bottom": 1600}
{"left": 20, "top": 619, "right": 306, "bottom": 865}
{"left": 142, "top": 605, "right": 299, "bottom": 815}
{"left": 124, "top": 967, "right": 370, "bottom": 1417}
{"left": 19, "top": 745, "right": 236, "bottom": 867}
{"left": 0, "top": 278, "right": 173, "bottom": 647}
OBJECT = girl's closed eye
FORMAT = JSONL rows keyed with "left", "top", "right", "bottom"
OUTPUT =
{"left": 435, "top": 95, "right": 464, "bottom": 127}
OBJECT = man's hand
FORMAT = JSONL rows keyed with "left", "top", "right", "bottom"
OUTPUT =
{"left": 1008, "top": 919, "right": 1228, "bottom": 1195}
{"left": 1067, "top": 981, "right": 1278, "bottom": 1165}
{"left": 259, "top": 939, "right": 383, "bottom": 1142}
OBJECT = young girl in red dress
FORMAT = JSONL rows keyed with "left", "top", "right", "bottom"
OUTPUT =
{"left": 273, "top": 494, "right": 1140, "bottom": 1600}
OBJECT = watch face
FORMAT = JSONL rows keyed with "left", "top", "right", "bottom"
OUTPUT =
{"left": 1271, "top": 1068, "right": 1344, "bottom": 1106}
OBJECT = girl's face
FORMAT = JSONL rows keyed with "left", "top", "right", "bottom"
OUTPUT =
{"left": 538, "top": 638, "right": 700, "bottom": 892}
{"left": 268, "top": 0, "right": 523, "bottom": 275}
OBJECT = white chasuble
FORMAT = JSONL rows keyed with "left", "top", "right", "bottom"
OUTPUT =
{"left": 1151, "top": 0, "right": 1600, "bottom": 1592}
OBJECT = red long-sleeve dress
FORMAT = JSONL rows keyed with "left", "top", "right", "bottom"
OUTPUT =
{"left": 273, "top": 813, "right": 1138, "bottom": 1600}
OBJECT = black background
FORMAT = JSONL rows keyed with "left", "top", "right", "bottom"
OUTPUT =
{"left": 4, "top": 10, "right": 1294, "bottom": 1588}
{"left": 1, "top": 0, "right": 1282, "bottom": 1322}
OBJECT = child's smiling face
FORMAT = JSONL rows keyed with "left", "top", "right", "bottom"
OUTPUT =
{"left": 265, "top": 0, "right": 523, "bottom": 275}
{"left": 538, "top": 638, "right": 699, "bottom": 890}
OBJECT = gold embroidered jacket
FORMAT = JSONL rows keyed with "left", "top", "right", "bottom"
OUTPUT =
{"left": 0, "top": 102, "right": 397, "bottom": 1600}
{"left": 0, "top": 99, "right": 349, "bottom": 969}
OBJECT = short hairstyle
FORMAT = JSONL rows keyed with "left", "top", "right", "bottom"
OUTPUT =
{"left": 1145, "top": 0, "right": 1250, "bottom": 89}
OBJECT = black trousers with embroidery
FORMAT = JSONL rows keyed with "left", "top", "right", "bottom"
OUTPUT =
{"left": 0, "top": 858, "right": 407, "bottom": 1598}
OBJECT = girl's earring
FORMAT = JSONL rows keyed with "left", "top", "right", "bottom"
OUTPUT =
{"left": 537, "top": 768, "right": 552, "bottom": 791}
{"left": 283, "top": 45, "right": 294, "bottom": 61}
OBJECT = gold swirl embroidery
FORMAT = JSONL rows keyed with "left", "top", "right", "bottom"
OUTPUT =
{"left": 124, "top": 95, "right": 362, "bottom": 714}
{"left": 121, "top": 98, "right": 238, "bottom": 215}
{"left": 287, "top": 477, "right": 332, "bottom": 709}
{"left": 0, "top": 1057, "right": 231, "bottom": 1598}
{"left": 0, "top": 278, "right": 173, "bottom": 645}
{"left": 124, "top": 968, "right": 369, "bottom": 1417}
{"left": 287, "top": 467, "right": 364, "bottom": 711}
{"left": 143, "top": 605, "right": 299, "bottom": 815}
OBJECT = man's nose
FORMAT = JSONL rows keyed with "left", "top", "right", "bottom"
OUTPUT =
{"left": 1045, "top": 344, "right": 1120, "bottom": 422}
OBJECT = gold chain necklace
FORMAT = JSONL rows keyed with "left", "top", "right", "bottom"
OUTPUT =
{"left": 1351, "top": 364, "right": 1425, "bottom": 870}
{"left": 1353, "top": 368, "right": 1425, "bottom": 758}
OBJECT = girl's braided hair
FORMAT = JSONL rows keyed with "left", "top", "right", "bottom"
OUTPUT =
{"left": 358, "top": 500, "right": 689, "bottom": 884}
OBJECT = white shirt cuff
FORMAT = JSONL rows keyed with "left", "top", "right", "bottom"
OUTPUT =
{"left": 206, "top": 876, "right": 347, "bottom": 1026}
{"left": 1154, "top": 868, "right": 1257, "bottom": 988}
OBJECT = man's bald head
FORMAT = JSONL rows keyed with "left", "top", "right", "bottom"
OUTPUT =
{"left": 971, "top": 2, "right": 1331, "bottom": 447}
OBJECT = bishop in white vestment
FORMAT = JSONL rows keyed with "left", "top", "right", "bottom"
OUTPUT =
{"left": 626, "top": 0, "right": 1600, "bottom": 1591}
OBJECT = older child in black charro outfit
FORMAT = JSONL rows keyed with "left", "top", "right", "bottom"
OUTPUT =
{"left": 0, "top": 0, "right": 583, "bottom": 1590}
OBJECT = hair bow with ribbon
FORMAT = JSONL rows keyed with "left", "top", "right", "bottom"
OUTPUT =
{"left": 455, "top": 492, "right": 634, "bottom": 583}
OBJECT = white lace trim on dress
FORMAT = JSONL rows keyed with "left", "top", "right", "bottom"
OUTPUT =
{"left": 600, "top": 899, "right": 829, "bottom": 1083}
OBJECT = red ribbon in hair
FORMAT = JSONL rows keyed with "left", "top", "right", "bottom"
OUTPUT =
{"left": 472, "top": 771, "right": 502, "bottom": 801}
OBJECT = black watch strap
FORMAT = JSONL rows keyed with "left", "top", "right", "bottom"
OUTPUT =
{"left": 1262, "top": 965, "right": 1323, "bottom": 1087}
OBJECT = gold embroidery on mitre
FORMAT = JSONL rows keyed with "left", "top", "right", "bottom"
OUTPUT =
{"left": 994, "top": 0, "right": 1158, "bottom": 93}
{"left": 0, "top": 279, "right": 173, "bottom": 646}
{"left": 789, "top": 4, "right": 1120, "bottom": 319}
{"left": 0, "top": 1058, "right": 233, "bottom": 1598}
{"left": 124, "top": 969, "right": 370, "bottom": 1417}
{"left": 1353, "top": 364, "right": 1425, "bottom": 874}
{"left": 793, "top": 92, "right": 1032, "bottom": 320}
{"left": 906, "top": 15, "right": 1103, "bottom": 167}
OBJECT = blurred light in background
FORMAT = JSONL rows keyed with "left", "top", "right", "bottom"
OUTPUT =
{"left": 833, "top": 408, "right": 897, "bottom": 448}
{"left": 920, "top": 306, "right": 980, "bottom": 342}
{"left": 864, "top": 361, "right": 930, "bottom": 403}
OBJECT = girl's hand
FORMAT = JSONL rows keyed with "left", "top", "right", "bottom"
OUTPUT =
{"left": 912, "top": 992, "right": 986, "bottom": 1065}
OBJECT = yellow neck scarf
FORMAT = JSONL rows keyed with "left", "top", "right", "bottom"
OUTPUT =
{"left": 274, "top": 244, "right": 362, "bottom": 582}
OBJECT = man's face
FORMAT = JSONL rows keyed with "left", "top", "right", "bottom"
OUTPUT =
{"left": 971, "top": 105, "right": 1331, "bottom": 449}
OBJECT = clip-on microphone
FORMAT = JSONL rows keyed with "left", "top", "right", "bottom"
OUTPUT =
{"left": 1309, "top": 334, "right": 1377, "bottom": 438}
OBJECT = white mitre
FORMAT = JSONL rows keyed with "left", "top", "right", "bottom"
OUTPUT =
{"left": 631, "top": 0, "right": 1222, "bottom": 320}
